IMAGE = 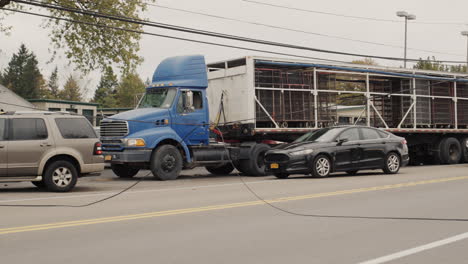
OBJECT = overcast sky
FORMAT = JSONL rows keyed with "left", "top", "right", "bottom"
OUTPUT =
{"left": 1, "top": 0, "right": 468, "bottom": 99}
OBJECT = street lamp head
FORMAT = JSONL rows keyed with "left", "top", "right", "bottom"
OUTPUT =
{"left": 462, "top": 31, "right": 468, "bottom": 36}
{"left": 407, "top": 14, "right": 416, "bottom": 20}
{"left": 396, "top": 11, "right": 408, "bottom": 17}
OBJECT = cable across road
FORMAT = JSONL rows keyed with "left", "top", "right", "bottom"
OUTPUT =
{"left": 9, "top": 0, "right": 468, "bottom": 64}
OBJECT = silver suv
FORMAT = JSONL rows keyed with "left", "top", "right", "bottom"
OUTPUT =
{"left": 0, "top": 111, "right": 104, "bottom": 192}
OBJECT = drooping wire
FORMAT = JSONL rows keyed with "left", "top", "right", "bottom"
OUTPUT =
{"left": 9, "top": 0, "right": 468, "bottom": 64}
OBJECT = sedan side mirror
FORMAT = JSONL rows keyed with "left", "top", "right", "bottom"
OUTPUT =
{"left": 337, "top": 138, "right": 349, "bottom": 145}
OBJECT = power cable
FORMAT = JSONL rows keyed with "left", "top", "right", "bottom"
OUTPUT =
{"left": 10, "top": 0, "right": 468, "bottom": 64}
{"left": 146, "top": 3, "right": 463, "bottom": 57}
{"left": 242, "top": 0, "right": 468, "bottom": 26}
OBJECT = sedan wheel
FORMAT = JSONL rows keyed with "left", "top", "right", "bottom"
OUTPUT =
{"left": 312, "top": 155, "right": 331, "bottom": 178}
{"left": 383, "top": 153, "right": 401, "bottom": 174}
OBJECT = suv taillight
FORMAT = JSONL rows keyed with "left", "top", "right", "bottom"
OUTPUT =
{"left": 94, "top": 142, "right": 103, "bottom": 155}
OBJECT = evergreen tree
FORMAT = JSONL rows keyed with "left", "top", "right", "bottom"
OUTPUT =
{"left": 115, "top": 72, "right": 145, "bottom": 107}
{"left": 2, "top": 44, "right": 43, "bottom": 99}
{"left": 59, "top": 75, "right": 82, "bottom": 101}
{"left": 48, "top": 66, "right": 60, "bottom": 98}
{"left": 93, "top": 66, "right": 118, "bottom": 108}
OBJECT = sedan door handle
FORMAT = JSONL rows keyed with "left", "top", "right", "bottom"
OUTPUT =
{"left": 40, "top": 142, "right": 52, "bottom": 147}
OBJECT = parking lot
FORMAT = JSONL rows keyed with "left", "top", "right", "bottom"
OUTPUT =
{"left": 1, "top": 165, "right": 468, "bottom": 264}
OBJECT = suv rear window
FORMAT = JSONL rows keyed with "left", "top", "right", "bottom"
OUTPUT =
{"left": 10, "top": 118, "right": 48, "bottom": 140}
{"left": 55, "top": 118, "right": 97, "bottom": 139}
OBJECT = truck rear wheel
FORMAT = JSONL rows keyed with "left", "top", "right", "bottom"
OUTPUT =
{"left": 239, "top": 144, "right": 270, "bottom": 177}
{"left": 151, "top": 145, "right": 183, "bottom": 181}
{"left": 111, "top": 164, "right": 140, "bottom": 178}
{"left": 205, "top": 163, "right": 234, "bottom": 175}
{"left": 439, "top": 137, "right": 461, "bottom": 164}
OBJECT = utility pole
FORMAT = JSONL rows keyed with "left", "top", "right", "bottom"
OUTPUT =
{"left": 462, "top": 31, "right": 468, "bottom": 72}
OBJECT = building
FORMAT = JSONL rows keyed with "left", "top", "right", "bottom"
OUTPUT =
{"left": 28, "top": 99, "right": 99, "bottom": 126}
{"left": 0, "top": 84, "right": 37, "bottom": 112}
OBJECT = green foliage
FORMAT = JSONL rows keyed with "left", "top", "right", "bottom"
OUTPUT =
{"left": 60, "top": 75, "right": 82, "bottom": 101}
{"left": 2, "top": 44, "right": 43, "bottom": 99}
{"left": 47, "top": 66, "right": 60, "bottom": 99}
{"left": 413, "top": 57, "right": 467, "bottom": 73}
{"left": 351, "top": 58, "right": 379, "bottom": 66}
{"left": 115, "top": 72, "right": 145, "bottom": 107}
{"left": 43, "top": 0, "right": 151, "bottom": 73}
{"left": 93, "top": 66, "right": 118, "bottom": 108}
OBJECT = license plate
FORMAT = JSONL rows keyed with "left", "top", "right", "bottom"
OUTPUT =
{"left": 105, "top": 155, "right": 112, "bottom": 161}
{"left": 270, "top": 163, "right": 279, "bottom": 169}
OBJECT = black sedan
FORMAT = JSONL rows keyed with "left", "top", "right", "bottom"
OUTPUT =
{"left": 264, "top": 126, "right": 409, "bottom": 178}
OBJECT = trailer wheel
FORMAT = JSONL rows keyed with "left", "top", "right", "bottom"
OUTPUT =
{"left": 460, "top": 138, "right": 468, "bottom": 163}
{"left": 151, "top": 145, "right": 183, "bottom": 181}
{"left": 205, "top": 163, "right": 234, "bottom": 175}
{"left": 239, "top": 144, "right": 271, "bottom": 176}
{"left": 111, "top": 164, "right": 140, "bottom": 178}
{"left": 439, "top": 137, "right": 461, "bottom": 164}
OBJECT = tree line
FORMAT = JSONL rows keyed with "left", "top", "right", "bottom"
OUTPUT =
{"left": 0, "top": 44, "right": 145, "bottom": 108}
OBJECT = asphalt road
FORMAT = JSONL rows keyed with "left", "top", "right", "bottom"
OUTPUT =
{"left": 1, "top": 165, "right": 468, "bottom": 264}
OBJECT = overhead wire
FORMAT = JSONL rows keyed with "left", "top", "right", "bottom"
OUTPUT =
{"left": 242, "top": 0, "right": 468, "bottom": 26}
{"left": 9, "top": 0, "right": 468, "bottom": 64}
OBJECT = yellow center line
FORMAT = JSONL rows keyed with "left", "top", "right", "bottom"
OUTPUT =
{"left": 1, "top": 175, "right": 468, "bottom": 235}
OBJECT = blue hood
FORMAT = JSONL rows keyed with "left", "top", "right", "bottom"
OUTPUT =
{"left": 109, "top": 108, "right": 169, "bottom": 122}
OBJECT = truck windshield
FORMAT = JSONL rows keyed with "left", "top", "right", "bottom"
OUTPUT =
{"left": 294, "top": 127, "right": 341, "bottom": 143}
{"left": 138, "top": 88, "right": 177, "bottom": 109}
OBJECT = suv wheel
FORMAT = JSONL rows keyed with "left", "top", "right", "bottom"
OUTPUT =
{"left": 43, "top": 160, "right": 78, "bottom": 192}
{"left": 111, "top": 164, "right": 140, "bottom": 178}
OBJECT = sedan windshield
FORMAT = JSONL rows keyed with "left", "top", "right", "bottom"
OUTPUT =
{"left": 138, "top": 88, "right": 177, "bottom": 109}
{"left": 294, "top": 127, "right": 342, "bottom": 143}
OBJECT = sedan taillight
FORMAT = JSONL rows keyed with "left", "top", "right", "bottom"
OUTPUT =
{"left": 94, "top": 142, "right": 103, "bottom": 155}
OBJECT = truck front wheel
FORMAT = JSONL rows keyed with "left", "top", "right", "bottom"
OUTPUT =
{"left": 111, "top": 164, "right": 140, "bottom": 178}
{"left": 151, "top": 145, "right": 183, "bottom": 181}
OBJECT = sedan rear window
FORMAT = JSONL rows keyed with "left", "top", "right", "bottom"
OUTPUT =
{"left": 55, "top": 118, "right": 97, "bottom": 139}
{"left": 360, "top": 128, "right": 380, "bottom": 140}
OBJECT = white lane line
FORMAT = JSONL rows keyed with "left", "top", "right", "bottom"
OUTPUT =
{"left": 0, "top": 179, "right": 281, "bottom": 203}
{"left": 358, "top": 231, "right": 468, "bottom": 264}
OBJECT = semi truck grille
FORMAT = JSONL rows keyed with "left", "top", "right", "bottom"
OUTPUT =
{"left": 265, "top": 154, "right": 289, "bottom": 162}
{"left": 100, "top": 120, "right": 128, "bottom": 137}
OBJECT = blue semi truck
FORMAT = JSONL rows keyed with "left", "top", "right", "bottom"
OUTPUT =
{"left": 100, "top": 55, "right": 273, "bottom": 180}
{"left": 101, "top": 55, "right": 468, "bottom": 180}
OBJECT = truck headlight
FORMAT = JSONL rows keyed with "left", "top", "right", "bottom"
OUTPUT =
{"left": 290, "top": 149, "right": 314, "bottom": 156}
{"left": 126, "top": 138, "right": 146, "bottom": 147}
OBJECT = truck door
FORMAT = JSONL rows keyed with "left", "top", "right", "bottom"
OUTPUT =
{"left": 172, "top": 90, "right": 209, "bottom": 145}
{"left": 334, "top": 127, "right": 361, "bottom": 171}
{"left": 7, "top": 118, "right": 53, "bottom": 176}
{"left": 0, "top": 118, "right": 7, "bottom": 176}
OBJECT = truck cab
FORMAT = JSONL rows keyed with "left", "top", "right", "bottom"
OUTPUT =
{"left": 101, "top": 55, "right": 269, "bottom": 180}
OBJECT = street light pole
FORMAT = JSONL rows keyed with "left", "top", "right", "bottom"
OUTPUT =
{"left": 397, "top": 11, "right": 416, "bottom": 68}
{"left": 462, "top": 31, "right": 468, "bottom": 72}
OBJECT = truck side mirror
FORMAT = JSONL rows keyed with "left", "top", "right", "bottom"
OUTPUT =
{"left": 183, "top": 91, "right": 194, "bottom": 112}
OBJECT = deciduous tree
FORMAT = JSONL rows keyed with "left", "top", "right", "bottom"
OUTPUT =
{"left": 115, "top": 72, "right": 145, "bottom": 107}
{"left": 60, "top": 75, "right": 82, "bottom": 101}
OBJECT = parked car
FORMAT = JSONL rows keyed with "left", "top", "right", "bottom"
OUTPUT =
{"left": 265, "top": 126, "right": 409, "bottom": 179}
{"left": 0, "top": 111, "right": 104, "bottom": 192}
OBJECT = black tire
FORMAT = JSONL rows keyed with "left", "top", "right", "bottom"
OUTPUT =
{"left": 346, "top": 170, "right": 359, "bottom": 176}
{"left": 383, "top": 152, "right": 401, "bottom": 174}
{"left": 439, "top": 137, "right": 462, "bottom": 164}
{"left": 31, "top": 181, "right": 46, "bottom": 189}
{"left": 274, "top": 173, "right": 289, "bottom": 179}
{"left": 238, "top": 144, "right": 271, "bottom": 176}
{"left": 111, "top": 164, "right": 140, "bottom": 178}
{"left": 461, "top": 138, "right": 468, "bottom": 163}
{"left": 205, "top": 163, "right": 234, "bottom": 175}
{"left": 311, "top": 155, "right": 331, "bottom": 178}
{"left": 151, "top": 145, "right": 183, "bottom": 181}
{"left": 42, "top": 160, "right": 78, "bottom": 192}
